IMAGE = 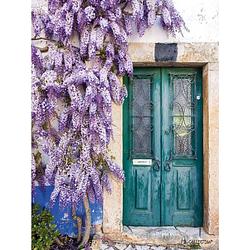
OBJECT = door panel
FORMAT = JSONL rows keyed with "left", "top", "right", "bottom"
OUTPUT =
{"left": 134, "top": 168, "right": 151, "bottom": 209}
{"left": 123, "top": 68, "right": 203, "bottom": 227}
{"left": 161, "top": 68, "right": 203, "bottom": 226}
{"left": 123, "top": 68, "right": 161, "bottom": 226}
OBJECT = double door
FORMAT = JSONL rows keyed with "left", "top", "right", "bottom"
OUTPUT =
{"left": 123, "top": 68, "right": 203, "bottom": 226}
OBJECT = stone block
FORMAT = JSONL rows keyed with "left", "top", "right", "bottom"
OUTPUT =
{"left": 115, "top": 243, "right": 128, "bottom": 250}
{"left": 134, "top": 245, "right": 150, "bottom": 250}
{"left": 100, "top": 242, "right": 109, "bottom": 250}
{"left": 128, "top": 43, "right": 155, "bottom": 62}
{"left": 177, "top": 43, "right": 219, "bottom": 63}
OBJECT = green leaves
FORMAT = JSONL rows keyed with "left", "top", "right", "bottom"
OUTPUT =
{"left": 32, "top": 204, "right": 60, "bottom": 250}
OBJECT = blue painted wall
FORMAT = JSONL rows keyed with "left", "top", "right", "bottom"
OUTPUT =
{"left": 32, "top": 186, "right": 103, "bottom": 237}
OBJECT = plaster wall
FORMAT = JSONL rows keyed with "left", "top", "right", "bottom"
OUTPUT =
{"left": 129, "top": 0, "right": 218, "bottom": 43}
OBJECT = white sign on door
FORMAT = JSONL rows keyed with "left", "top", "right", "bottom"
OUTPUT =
{"left": 132, "top": 159, "right": 152, "bottom": 165}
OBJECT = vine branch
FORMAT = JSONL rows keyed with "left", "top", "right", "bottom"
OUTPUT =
{"left": 72, "top": 205, "right": 83, "bottom": 243}
{"left": 78, "top": 195, "right": 91, "bottom": 249}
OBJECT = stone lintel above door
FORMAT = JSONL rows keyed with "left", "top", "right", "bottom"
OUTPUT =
{"left": 128, "top": 42, "right": 218, "bottom": 64}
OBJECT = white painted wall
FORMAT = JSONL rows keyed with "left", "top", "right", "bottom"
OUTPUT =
{"left": 32, "top": 0, "right": 219, "bottom": 43}
{"left": 130, "top": 0, "right": 219, "bottom": 43}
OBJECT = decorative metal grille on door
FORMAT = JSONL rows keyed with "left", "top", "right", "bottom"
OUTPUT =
{"left": 170, "top": 73, "right": 197, "bottom": 158}
{"left": 131, "top": 76, "right": 153, "bottom": 157}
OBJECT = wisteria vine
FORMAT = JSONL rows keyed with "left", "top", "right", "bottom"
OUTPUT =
{"left": 31, "top": 0, "right": 185, "bottom": 209}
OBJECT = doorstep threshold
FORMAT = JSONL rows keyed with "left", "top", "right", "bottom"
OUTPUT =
{"left": 103, "top": 226, "right": 218, "bottom": 249}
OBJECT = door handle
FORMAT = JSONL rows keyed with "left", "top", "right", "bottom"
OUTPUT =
{"left": 164, "top": 160, "right": 171, "bottom": 172}
{"left": 152, "top": 159, "right": 160, "bottom": 171}
{"left": 164, "top": 152, "right": 172, "bottom": 172}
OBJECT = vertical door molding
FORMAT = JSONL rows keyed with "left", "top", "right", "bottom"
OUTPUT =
{"left": 203, "top": 63, "right": 219, "bottom": 235}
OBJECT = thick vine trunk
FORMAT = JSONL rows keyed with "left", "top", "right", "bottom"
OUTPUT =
{"left": 72, "top": 205, "right": 83, "bottom": 243}
{"left": 55, "top": 237, "right": 64, "bottom": 247}
{"left": 78, "top": 195, "right": 91, "bottom": 249}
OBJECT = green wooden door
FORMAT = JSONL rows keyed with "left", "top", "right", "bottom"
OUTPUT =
{"left": 123, "top": 68, "right": 203, "bottom": 226}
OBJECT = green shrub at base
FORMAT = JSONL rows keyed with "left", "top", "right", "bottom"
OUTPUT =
{"left": 32, "top": 204, "right": 60, "bottom": 250}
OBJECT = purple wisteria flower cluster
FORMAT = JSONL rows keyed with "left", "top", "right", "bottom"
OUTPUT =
{"left": 31, "top": 0, "right": 185, "bottom": 208}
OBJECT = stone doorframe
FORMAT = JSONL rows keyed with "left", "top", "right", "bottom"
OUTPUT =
{"left": 102, "top": 42, "right": 219, "bottom": 238}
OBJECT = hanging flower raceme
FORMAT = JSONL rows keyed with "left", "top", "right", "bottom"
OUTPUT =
{"left": 31, "top": 0, "right": 185, "bottom": 208}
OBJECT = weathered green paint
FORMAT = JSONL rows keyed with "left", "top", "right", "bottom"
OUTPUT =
{"left": 123, "top": 68, "right": 161, "bottom": 226}
{"left": 123, "top": 68, "right": 203, "bottom": 227}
